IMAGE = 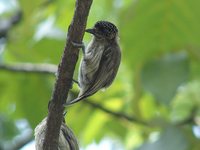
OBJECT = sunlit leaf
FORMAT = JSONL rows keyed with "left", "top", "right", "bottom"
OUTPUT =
{"left": 120, "top": 0, "right": 200, "bottom": 66}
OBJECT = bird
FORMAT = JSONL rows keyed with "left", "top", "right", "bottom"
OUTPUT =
{"left": 66, "top": 21, "right": 121, "bottom": 106}
{"left": 34, "top": 117, "right": 79, "bottom": 150}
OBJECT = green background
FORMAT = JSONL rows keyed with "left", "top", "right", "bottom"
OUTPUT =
{"left": 0, "top": 0, "right": 200, "bottom": 149}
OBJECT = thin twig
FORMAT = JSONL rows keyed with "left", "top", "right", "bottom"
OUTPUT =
{"left": 0, "top": 63, "right": 196, "bottom": 127}
{"left": 0, "top": 11, "right": 22, "bottom": 38}
{"left": 0, "top": 63, "right": 57, "bottom": 74}
{"left": 0, "top": 63, "right": 146, "bottom": 125}
{"left": 43, "top": 0, "right": 93, "bottom": 149}
{"left": 84, "top": 99, "right": 148, "bottom": 125}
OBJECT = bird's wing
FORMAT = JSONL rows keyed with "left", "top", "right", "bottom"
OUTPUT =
{"left": 68, "top": 44, "right": 121, "bottom": 105}
{"left": 61, "top": 122, "right": 79, "bottom": 150}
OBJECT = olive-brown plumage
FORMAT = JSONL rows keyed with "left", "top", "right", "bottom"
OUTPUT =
{"left": 68, "top": 21, "right": 121, "bottom": 105}
{"left": 35, "top": 117, "right": 79, "bottom": 150}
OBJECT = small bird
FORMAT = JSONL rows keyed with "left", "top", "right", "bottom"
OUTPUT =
{"left": 67, "top": 21, "right": 121, "bottom": 105}
{"left": 35, "top": 117, "right": 79, "bottom": 150}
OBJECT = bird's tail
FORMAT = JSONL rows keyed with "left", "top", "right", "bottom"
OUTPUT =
{"left": 64, "top": 95, "right": 86, "bottom": 106}
{"left": 65, "top": 87, "right": 96, "bottom": 106}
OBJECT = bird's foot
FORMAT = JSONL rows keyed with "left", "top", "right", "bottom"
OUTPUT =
{"left": 71, "top": 41, "right": 85, "bottom": 54}
{"left": 69, "top": 79, "right": 80, "bottom": 89}
{"left": 72, "top": 79, "right": 80, "bottom": 87}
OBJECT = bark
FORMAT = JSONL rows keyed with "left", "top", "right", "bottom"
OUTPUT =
{"left": 43, "top": 0, "right": 93, "bottom": 149}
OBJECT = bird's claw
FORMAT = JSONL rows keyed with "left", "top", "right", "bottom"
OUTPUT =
{"left": 71, "top": 41, "right": 85, "bottom": 54}
{"left": 69, "top": 79, "right": 80, "bottom": 90}
{"left": 72, "top": 79, "right": 80, "bottom": 87}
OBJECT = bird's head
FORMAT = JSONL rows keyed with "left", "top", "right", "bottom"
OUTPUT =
{"left": 85, "top": 21, "right": 118, "bottom": 40}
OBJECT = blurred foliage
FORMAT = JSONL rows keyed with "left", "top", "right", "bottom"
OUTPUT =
{"left": 0, "top": 0, "right": 200, "bottom": 149}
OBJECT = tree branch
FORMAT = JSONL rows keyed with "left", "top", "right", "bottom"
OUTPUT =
{"left": 1, "top": 63, "right": 196, "bottom": 127}
{"left": 43, "top": 0, "right": 93, "bottom": 149}
{"left": 0, "top": 63, "right": 147, "bottom": 125}
{"left": 84, "top": 100, "right": 148, "bottom": 125}
{"left": 0, "top": 63, "right": 57, "bottom": 74}
{"left": 0, "top": 10, "right": 22, "bottom": 38}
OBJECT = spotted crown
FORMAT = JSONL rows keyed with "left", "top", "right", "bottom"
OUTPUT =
{"left": 94, "top": 21, "right": 118, "bottom": 38}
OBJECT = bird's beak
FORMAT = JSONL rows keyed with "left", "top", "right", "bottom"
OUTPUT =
{"left": 85, "top": 28, "right": 95, "bottom": 34}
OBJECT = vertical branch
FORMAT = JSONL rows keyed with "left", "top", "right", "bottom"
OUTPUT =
{"left": 43, "top": 0, "right": 93, "bottom": 149}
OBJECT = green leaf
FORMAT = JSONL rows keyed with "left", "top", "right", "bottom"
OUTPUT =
{"left": 141, "top": 52, "right": 189, "bottom": 104}
{"left": 0, "top": 114, "right": 19, "bottom": 141}
{"left": 120, "top": 0, "right": 200, "bottom": 66}
{"left": 170, "top": 81, "right": 200, "bottom": 123}
{"left": 80, "top": 111, "right": 109, "bottom": 144}
{"left": 16, "top": 74, "right": 53, "bottom": 128}
{"left": 137, "top": 126, "right": 188, "bottom": 150}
